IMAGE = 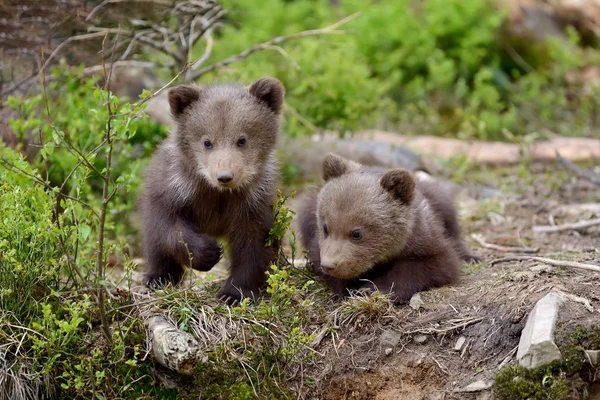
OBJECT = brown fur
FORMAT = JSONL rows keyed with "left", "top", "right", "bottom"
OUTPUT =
{"left": 295, "top": 153, "right": 479, "bottom": 304}
{"left": 139, "top": 78, "right": 285, "bottom": 304}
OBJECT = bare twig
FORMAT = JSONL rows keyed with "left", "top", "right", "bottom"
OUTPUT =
{"left": 187, "top": 12, "right": 361, "bottom": 82}
{"left": 82, "top": 60, "right": 157, "bottom": 76}
{"left": 471, "top": 234, "right": 539, "bottom": 254}
{"left": 491, "top": 256, "right": 600, "bottom": 273}
{"left": 533, "top": 217, "right": 600, "bottom": 233}
{"left": 137, "top": 35, "right": 184, "bottom": 63}
{"left": 39, "top": 31, "right": 114, "bottom": 76}
{"left": 188, "top": 27, "right": 214, "bottom": 73}
{"left": 556, "top": 151, "right": 600, "bottom": 186}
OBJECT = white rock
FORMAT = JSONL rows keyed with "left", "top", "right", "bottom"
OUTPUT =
{"left": 530, "top": 265, "right": 552, "bottom": 273}
{"left": 380, "top": 329, "right": 402, "bottom": 348}
{"left": 410, "top": 292, "right": 424, "bottom": 310}
{"left": 385, "top": 347, "right": 393, "bottom": 356}
{"left": 414, "top": 335, "right": 428, "bottom": 344}
{"left": 517, "top": 291, "right": 563, "bottom": 369}
{"left": 454, "top": 336, "right": 466, "bottom": 351}
{"left": 585, "top": 350, "right": 600, "bottom": 366}
{"left": 457, "top": 380, "right": 492, "bottom": 392}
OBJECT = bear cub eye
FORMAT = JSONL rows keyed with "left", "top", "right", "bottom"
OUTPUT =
{"left": 203, "top": 139, "right": 213, "bottom": 149}
{"left": 237, "top": 137, "right": 247, "bottom": 147}
{"left": 323, "top": 224, "right": 328, "bottom": 237}
{"left": 351, "top": 230, "right": 362, "bottom": 240}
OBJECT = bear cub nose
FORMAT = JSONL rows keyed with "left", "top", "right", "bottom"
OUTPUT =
{"left": 217, "top": 171, "right": 233, "bottom": 184}
{"left": 320, "top": 259, "right": 336, "bottom": 273}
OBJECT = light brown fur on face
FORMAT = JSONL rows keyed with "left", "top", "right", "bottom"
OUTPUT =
{"left": 295, "top": 153, "right": 480, "bottom": 303}
{"left": 171, "top": 79, "right": 282, "bottom": 191}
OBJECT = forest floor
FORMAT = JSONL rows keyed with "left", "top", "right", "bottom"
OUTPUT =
{"left": 108, "top": 161, "right": 600, "bottom": 400}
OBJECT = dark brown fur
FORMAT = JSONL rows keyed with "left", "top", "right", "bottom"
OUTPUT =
{"left": 295, "top": 153, "right": 479, "bottom": 304}
{"left": 139, "top": 78, "right": 285, "bottom": 304}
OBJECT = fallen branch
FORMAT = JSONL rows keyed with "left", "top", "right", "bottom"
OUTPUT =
{"left": 491, "top": 256, "right": 600, "bottom": 274}
{"left": 556, "top": 151, "right": 600, "bottom": 186}
{"left": 533, "top": 217, "right": 600, "bottom": 233}
{"left": 186, "top": 12, "right": 361, "bottom": 82}
{"left": 471, "top": 234, "right": 539, "bottom": 254}
{"left": 553, "top": 289, "right": 594, "bottom": 312}
{"left": 146, "top": 316, "right": 200, "bottom": 374}
{"left": 402, "top": 317, "right": 484, "bottom": 335}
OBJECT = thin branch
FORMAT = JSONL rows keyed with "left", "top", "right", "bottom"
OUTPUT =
{"left": 556, "top": 151, "right": 600, "bottom": 186}
{"left": 137, "top": 34, "right": 183, "bottom": 63}
{"left": 82, "top": 60, "right": 156, "bottom": 76}
{"left": 533, "top": 217, "right": 600, "bottom": 233}
{"left": 470, "top": 234, "right": 539, "bottom": 254}
{"left": 39, "top": 31, "right": 114, "bottom": 76}
{"left": 491, "top": 256, "right": 600, "bottom": 273}
{"left": 187, "top": 12, "right": 361, "bottom": 82}
{"left": 187, "top": 27, "right": 214, "bottom": 78}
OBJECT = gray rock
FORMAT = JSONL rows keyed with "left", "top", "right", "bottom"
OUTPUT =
{"left": 424, "top": 391, "right": 445, "bottom": 400}
{"left": 384, "top": 347, "right": 393, "bottom": 356}
{"left": 379, "top": 329, "right": 402, "bottom": 348}
{"left": 278, "top": 136, "right": 425, "bottom": 184}
{"left": 414, "top": 335, "right": 428, "bottom": 344}
{"left": 410, "top": 292, "right": 424, "bottom": 310}
{"left": 454, "top": 336, "right": 466, "bottom": 351}
{"left": 585, "top": 350, "right": 600, "bottom": 366}
{"left": 457, "top": 380, "right": 493, "bottom": 392}
{"left": 517, "top": 291, "right": 563, "bottom": 369}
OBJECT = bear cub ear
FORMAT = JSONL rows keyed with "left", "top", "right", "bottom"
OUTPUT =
{"left": 380, "top": 169, "right": 416, "bottom": 204}
{"left": 248, "top": 77, "right": 285, "bottom": 114}
{"left": 322, "top": 153, "right": 360, "bottom": 182}
{"left": 168, "top": 85, "right": 202, "bottom": 118}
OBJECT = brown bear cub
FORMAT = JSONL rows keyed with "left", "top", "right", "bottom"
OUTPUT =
{"left": 139, "top": 78, "right": 285, "bottom": 305}
{"left": 295, "top": 153, "right": 479, "bottom": 304}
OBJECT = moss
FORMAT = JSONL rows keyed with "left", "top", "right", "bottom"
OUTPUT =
{"left": 495, "top": 325, "right": 600, "bottom": 400}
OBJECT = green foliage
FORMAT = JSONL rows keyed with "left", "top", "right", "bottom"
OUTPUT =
{"left": 203, "top": 0, "right": 600, "bottom": 140}
{"left": 6, "top": 65, "right": 166, "bottom": 245}
{"left": 0, "top": 72, "right": 172, "bottom": 399}
{"left": 0, "top": 147, "right": 64, "bottom": 322}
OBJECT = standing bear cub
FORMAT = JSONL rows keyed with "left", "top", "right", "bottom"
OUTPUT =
{"left": 139, "top": 78, "right": 285, "bottom": 305}
{"left": 295, "top": 153, "right": 479, "bottom": 304}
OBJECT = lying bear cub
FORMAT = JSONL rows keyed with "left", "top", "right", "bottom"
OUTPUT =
{"left": 295, "top": 153, "right": 479, "bottom": 303}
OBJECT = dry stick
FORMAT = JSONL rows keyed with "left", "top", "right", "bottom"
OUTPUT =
{"left": 533, "top": 217, "right": 600, "bottom": 233}
{"left": 187, "top": 12, "right": 361, "bottom": 82}
{"left": 470, "top": 233, "right": 539, "bottom": 254}
{"left": 491, "top": 256, "right": 600, "bottom": 273}
{"left": 39, "top": 31, "right": 113, "bottom": 76}
{"left": 556, "top": 151, "right": 600, "bottom": 186}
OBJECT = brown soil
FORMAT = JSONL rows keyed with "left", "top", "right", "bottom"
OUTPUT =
{"left": 301, "top": 161, "right": 600, "bottom": 400}
{"left": 113, "top": 161, "right": 599, "bottom": 399}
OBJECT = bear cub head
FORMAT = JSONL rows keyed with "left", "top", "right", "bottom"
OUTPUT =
{"left": 168, "top": 77, "right": 285, "bottom": 190}
{"left": 316, "top": 153, "right": 416, "bottom": 279}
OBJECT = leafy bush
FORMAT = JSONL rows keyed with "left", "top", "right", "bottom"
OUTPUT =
{"left": 202, "top": 0, "right": 600, "bottom": 140}
{"left": 6, "top": 66, "right": 166, "bottom": 251}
